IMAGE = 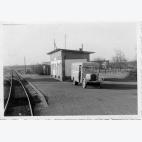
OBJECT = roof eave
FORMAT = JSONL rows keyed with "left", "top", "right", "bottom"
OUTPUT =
{"left": 47, "top": 49, "right": 95, "bottom": 55}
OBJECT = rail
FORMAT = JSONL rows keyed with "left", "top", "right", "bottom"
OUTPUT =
{"left": 4, "top": 70, "right": 33, "bottom": 116}
{"left": 4, "top": 71, "right": 13, "bottom": 113}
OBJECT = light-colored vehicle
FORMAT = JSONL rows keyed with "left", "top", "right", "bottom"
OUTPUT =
{"left": 71, "top": 62, "right": 103, "bottom": 88}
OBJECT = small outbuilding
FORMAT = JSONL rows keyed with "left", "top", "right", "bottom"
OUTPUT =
{"left": 42, "top": 62, "right": 51, "bottom": 75}
{"left": 47, "top": 48, "right": 94, "bottom": 81}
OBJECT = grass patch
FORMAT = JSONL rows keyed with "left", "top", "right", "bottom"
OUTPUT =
{"left": 104, "top": 70, "right": 137, "bottom": 82}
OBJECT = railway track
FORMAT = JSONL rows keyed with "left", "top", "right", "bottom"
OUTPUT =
{"left": 4, "top": 70, "right": 33, "bottom": 116}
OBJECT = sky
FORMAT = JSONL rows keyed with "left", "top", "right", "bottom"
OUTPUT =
{"left": 1, "top": 23, "right": 137, "bottom": 65}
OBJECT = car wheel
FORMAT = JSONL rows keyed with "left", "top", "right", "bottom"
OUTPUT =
{"left": 99, "top": 83, "right": 102, "bottom": 89}
{"left": 73, "top": 79, "right": 78, "bottom": 85}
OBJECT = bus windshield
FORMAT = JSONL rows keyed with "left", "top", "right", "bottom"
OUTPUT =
{"left": 83, "top": 66, "right": 99, "bottom": 73}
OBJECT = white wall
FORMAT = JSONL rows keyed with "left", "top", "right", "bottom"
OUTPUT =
{"left": 65, "top": 59, "right": 87, "bottom": 76}
{"left": 51, "top": 60, "right": 62, "bottom": 76}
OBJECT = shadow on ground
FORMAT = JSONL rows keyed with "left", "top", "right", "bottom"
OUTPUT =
{"left": 86, "top": 82, "right": 137, "bottom": 90}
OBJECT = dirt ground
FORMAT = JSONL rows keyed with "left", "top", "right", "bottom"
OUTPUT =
{"left": 23, "top": 74, "right": 137, "bottom": 115}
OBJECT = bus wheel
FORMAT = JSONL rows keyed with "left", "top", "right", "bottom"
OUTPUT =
{"left": 82, "top": 79, "right": 87, "bottom": 88}
{"left": 73, "top": 79, "right": 78, "bottom": 85}
{"left": 99, "top": 83, "right": 102, "bottom": 89}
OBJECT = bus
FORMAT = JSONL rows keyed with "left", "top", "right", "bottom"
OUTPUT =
{"left": 71, "top": 62, "right": 103, "bottom": 88}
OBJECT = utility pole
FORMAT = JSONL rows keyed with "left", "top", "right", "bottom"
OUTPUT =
{"left": 54, "top": 39, "right": 55, "bottom": 50}
{"left": 24, "top": 56, "right": 26, "bottom": 74}
{"left": 65, "top": 34, "right": 66, "bottom": 49}
{"left": 54, "top": 39, "right": 57, "bottom": 50}
{"left": 81, "top": 43, "right": 83, "bottom": 50}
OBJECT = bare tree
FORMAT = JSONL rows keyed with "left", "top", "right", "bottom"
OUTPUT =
{"left": 112, "top": 49, "right": 127, "bottom": 71}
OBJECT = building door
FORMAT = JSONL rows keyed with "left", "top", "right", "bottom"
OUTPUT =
{"left": 79, "top": 65, "right": 81, "bottom": 83}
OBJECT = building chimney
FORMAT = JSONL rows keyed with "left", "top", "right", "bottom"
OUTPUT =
{"left": 79, "top": 43, "right": 83, "bottom": 51}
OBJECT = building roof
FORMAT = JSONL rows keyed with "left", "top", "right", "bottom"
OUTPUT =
{"left": 47, "top": 48, "right": 95, "bottom": 55}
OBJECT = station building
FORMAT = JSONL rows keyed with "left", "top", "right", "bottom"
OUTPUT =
{"left": 47, "top": 48, "right": 94, "bottom": 81}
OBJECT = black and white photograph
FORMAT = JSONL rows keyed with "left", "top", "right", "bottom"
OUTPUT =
{"left": 0, "top": 0, "right": 142, "bottom": 142}
{"left": 1, "top": 22, "right": 139, "bottom": 118}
